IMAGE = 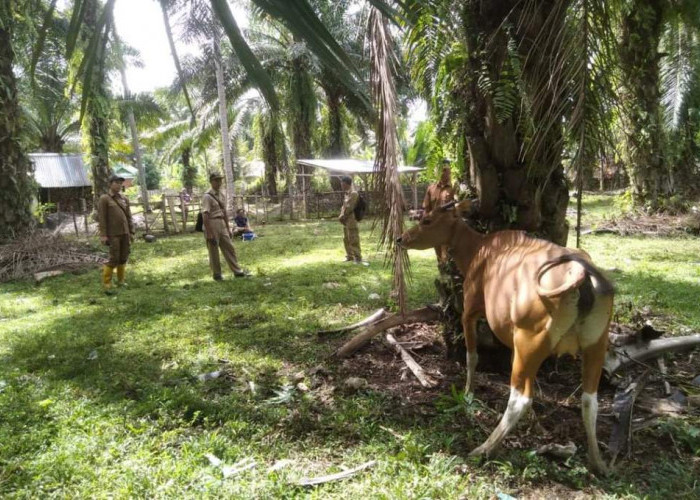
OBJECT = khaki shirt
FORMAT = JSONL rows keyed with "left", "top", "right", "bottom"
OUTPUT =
{"left": 98, "top": 192, "right": 133, "bottom": 237}
{"left": 202, "top": 188, "right": 226, "bottom": 218}
{"left": 340, "top": 189, "right": 359, "bottom": 220}
{"left": 423, "top": 182, "right": 456, "bottom": 214}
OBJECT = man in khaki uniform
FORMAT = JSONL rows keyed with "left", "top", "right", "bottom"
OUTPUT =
{"left": 202, "top": 172, "right": 250, "bottom": 280}
{"left": 98, "top": 174, "right": 135, "bottom": 293}
{"left": 422, "top": 159, "right": 456, "bottom": 264}
{"left": 338, "top": 176, "right": 365, "bottom": 265}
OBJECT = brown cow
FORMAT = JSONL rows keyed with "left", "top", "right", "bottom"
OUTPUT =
{"left": 397, "top": 200, "right": 614, "bottom": 474}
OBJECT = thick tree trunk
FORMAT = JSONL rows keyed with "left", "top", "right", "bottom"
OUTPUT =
{"left": 324, "top": 86, "right": 346, "bottom": 192}
{"left": 0, "top": 6, "right": 35, "bottom": 240}
{"left": 261, "top": 112, "right": 279, "bottom": 199}
{"left": 289, "top": 53, "right": 315, "bottom": 193}
{"left": 620, "top": 0, "right": 666, "bottom": 208}
{"left": 213, "top": 37, "right": 235, "bottom": 211}
{"left": 181, "top": 147, "right": 196, "bottom": 194}
{"left": 437, "top": 0, "right": 571, "bottom": 363}
{"left": 85, "top": 0, "right": 111, "bottom": 207}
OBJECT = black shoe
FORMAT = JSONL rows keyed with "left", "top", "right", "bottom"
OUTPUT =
{"left": 213, "top": 274, "right": 224, "bottom": 281}
{"left": 234, "top": 270, "right": 251, "bottom": 278}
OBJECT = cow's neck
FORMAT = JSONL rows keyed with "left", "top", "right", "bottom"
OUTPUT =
{"left": 449, "top": 219, "right": 484, "bottom": 276}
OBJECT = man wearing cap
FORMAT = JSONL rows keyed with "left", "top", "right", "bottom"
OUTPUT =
{"left": 422, "top": 159, "right": 456, "bottom": 263}
{"left": 338, "top": 175, "right": 364, "bottom": 264}
{"left": 97, "top": 174, "right": 135, "bottom": 293}
{"left": 202, "top": 172, "right": 249, "bottom": 280}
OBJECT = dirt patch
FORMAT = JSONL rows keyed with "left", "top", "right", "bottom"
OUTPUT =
{"left": 333, "top": 322, "right": 700, "bottom": 476}
{"left": 586, "top": 211, "right": 700, "bottom": 237}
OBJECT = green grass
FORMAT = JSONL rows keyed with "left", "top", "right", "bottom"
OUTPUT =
{"left": 1, "top": 199, "right": 699, "bottom": 498}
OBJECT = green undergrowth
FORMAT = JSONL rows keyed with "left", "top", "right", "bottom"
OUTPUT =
{"left": 1, "top": 200, "right": 699, "bottom": 498}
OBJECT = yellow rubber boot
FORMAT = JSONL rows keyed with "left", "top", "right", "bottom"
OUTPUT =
{"left": 116, "top": 265, "right": 126, "bottom": 287}
{"left": 102, "top": 265, "right": 115, "bottom": 294}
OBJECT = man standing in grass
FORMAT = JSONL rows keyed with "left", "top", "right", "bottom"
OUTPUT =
{"left": 338, "top": 175, "right": 365, "bottom": 265}
{"left": 98, "top": 174, "right": 134, "bottom": 294}
{"left": 202, "top": 172, "right": 250, "bottom": 280}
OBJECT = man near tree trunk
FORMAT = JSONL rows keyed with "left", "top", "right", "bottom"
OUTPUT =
{"left": 98, "top": 174, "right": 134, "bottom": 294}
{"left": 339, "top": 175, "right": 365, "bottom": 265}
{"left": 422, "top": 159, "right": 456, "bottom": 264}
{"left": 202, "top": 172, "right": 250, "bottom": 280}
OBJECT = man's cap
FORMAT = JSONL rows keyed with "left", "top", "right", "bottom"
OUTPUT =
{"left": 340, "top": 175, "right": 353, "bottom": 184}
{"left": 209, "top": 172, "right": 224, "bottom": 181}
{"left": 109, "top": 174, "right": 125, "bottom": 183}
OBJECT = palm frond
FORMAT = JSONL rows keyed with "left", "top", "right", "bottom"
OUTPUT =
{"left": 369, "top": 6, "right": 408, "bottom": 313}
{"left": 211, "top": 0, "right": 280, "bottom": 111}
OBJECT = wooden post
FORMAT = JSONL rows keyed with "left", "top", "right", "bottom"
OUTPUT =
{"left": 161, "top": 199, "right": 169, "bottom": 234}
{"left": 181, "top": 197, "right": 187, "bottom": 232}
{"left": 168, "top": 197, "right": 181, "bottom": 233}
{"left": 412, "top": 172, "right": 418, "bottom": 210}
{"left": 72, "top": 209, "right": 79, "bottom": 236}
{"left": 317, "top": 194, "right": 320, "bottom": 219}
{"left": 81, "top": 198, "right": 88, "bottom": 233}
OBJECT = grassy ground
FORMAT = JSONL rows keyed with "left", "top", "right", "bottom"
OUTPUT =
{"left": 1, "top": 194, "right": 699, "bottom": 498}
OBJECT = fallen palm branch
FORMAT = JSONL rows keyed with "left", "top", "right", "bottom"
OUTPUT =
{"left": 334, "top": 306, "right": 441, "bottom": 358}
{"left": 603, "top": 334, "right": 700, "bottom": 375}
{"left": 385, "top": 333, "right": 439, "bottom": 388}
{"left": 317, "top": 308, "right": 387, "bottom": 336}
{"left": 0, "top": 231, "right": 106, "bottom": 283}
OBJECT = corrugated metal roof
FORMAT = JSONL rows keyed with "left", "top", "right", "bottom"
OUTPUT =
{"left": 112, "top": 163, "right": 138, "bottom": 178}
{"left": 297, "top": 158, "right": 423, "bottom": 174}
{"left": 29, "top": 153, "right": 91, "bottom": 188}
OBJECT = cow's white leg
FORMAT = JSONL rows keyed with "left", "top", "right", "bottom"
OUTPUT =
{"left": 465, "top": 351, "right": 478, "bottom": 394}
{"left": 469, "top": 386, "right": 531, "bottom": 456}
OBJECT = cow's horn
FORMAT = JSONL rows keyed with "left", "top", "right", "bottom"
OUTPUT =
{"left": 440, "top": 201, "right": 457, "bottom": 211}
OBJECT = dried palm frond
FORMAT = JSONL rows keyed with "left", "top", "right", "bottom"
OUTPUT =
{"left": 0, "top": 233, "right": 106, "bottom": 283}
{"left": 369, "top": 7, "right": 409, "bottom": 314}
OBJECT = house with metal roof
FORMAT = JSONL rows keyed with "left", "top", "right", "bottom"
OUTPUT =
{"left": 29, "top": 153, "right": 92, "bottom": 210}
{"left": 112, "top": 163, "right": 138, "bottom": 188}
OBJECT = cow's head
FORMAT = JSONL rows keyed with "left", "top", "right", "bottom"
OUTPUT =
{"left": 397, "top": 200, "right": 472, "bottom": 249}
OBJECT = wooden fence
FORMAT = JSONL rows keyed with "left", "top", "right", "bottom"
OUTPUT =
{"left": 45, "top": 185, "right": 427, "bottom": 236}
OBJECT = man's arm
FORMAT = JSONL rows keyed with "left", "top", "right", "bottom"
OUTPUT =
{"left": 125, "top": 197, "right": 135, "bottom": 239}
{"left": 201, "top": 194, "right": 216, "bottom": 241}
{"left": 97, "top": 196, "right": 109, "bottom": 243}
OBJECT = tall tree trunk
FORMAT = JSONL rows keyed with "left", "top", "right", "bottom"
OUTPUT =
{"left": 159, "top": 0, "right": 196, "bottom": 122}
{"left": 181, "top": 147, "right": 195, "bottom": 193}
{"left": 323, "top": 85, "right": 346, "bottom": 191}
{"left": 261, "top": 112, "right": 279, "bottom": 199}
{"left": 213, "top": 36, "right": 235, "bottom": 212}
{"left": 620, "top": 0, "right": 666, "bottom": 208}
{"left": 289, "top": 51, "right": 315, "bottom": 195}
{"left": 326, "top": 89, "right": 345, "bottom": 158}
{"left": 84, "top": 0, "right": 111, "bottom": 207}
{"left": 0, "top": 2, "right": 35, "bottom": 240}
{"left": 116, "top": 33, "right": 150, "bottom": 224}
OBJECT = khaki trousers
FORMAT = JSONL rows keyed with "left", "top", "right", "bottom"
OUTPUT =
{"left": 343, "top": 216, "right": 362, "bottom": 261}
{"left": 107, "top": 234, "right": 131, "bottom": 267}
{"left": 206, "top": 218, "right": 242, "bottom": 276}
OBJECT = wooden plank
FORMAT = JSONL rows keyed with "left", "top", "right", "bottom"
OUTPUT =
{"left": 161, "top": 199, "right": 169, "bottom": 234}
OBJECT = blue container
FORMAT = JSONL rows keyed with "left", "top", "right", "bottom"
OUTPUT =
{"left": 242, "top": 232, "right": 256, "bottom": 241}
